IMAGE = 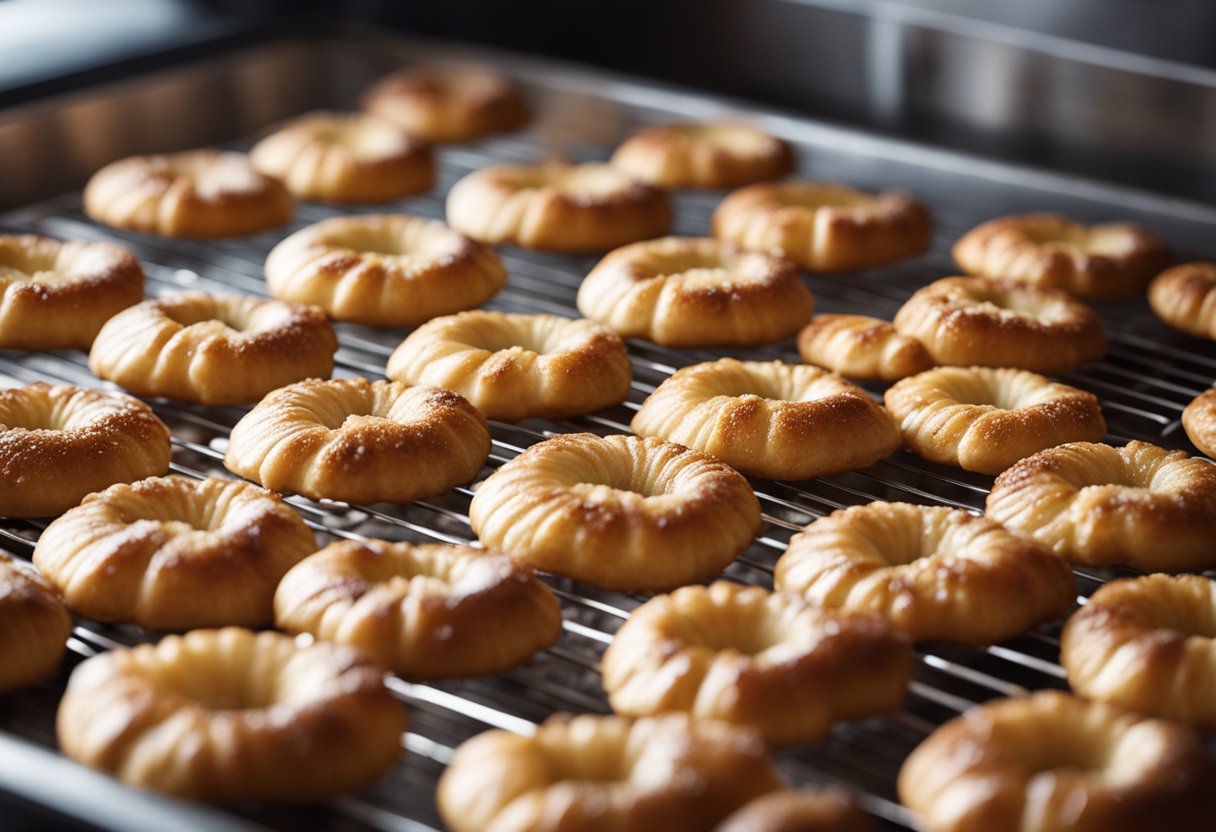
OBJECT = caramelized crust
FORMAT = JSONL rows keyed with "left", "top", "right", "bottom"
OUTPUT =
{"left": 711, "top": 181, "right": 931, "bottom": 272}
{"left": 602, "top": 582, "right": 911, "bottom": 745}
{"left": 88, "top": 291, "right": 337, "bottom": 405}
{"left": 361, "top": 66, "right": 529, "bottom": 143}
{"left": 0, "top": 554, "right": 72, "bottom": 693}
{"left": 631, "top": 358, "right": 899, "bottom": 479}
{"left": 1149, "top": 262, "right": 1216, "bottom": 339}
{"left": 775, "top": 502, "right": 1075, "bottom": 645}
{"left": 264, "top": 213, "right": 505, "bottom": 327}
{"left": 437, "top": 713, "right": 784, "bottom": 832}
{"left": 577, "top": 237, "right": 813, "bottom": 347}
{"left": 885, "top": 367, "right": 1106, "bottom": 474}
{"left": 611, "top": 122, "right": 795, "bottom": 189}
{"left": 33, "top": 475, "right": 316, "bottom": 630}
{"left": 797, "top": 314, "right": 932, "bottom": 381}
{"left": 386, "top": 310, "right": 632, "bottom": 421}
{"left": 446, "top": 161, "right": 672, "bottom": 252}
{"left": 57, "top": 627, "right": 405, "bottom": 800}
{"left": 468, "top": 433, "right": 761, "bottom": 592}
{"left": 985, "top": 440, "right": 1216, "bottom": 571}
{"left": 716, "top": 788, "right": 877, "bottom": 832}
{"left": 1182, "top": 388, "right": 1216, "bottom": 458}
{"left": 274, "top": 538, "right": 561, "bottom": 679}
{"left": 953, "top": 213, "right": 1170, "bottom": 300}
{"left": 0, "top": 383, "right": 170, "bottom": 518}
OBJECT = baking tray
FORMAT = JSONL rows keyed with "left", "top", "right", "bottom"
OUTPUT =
{"left": 1, "top": 32, "right": 1215, "bottom": 832}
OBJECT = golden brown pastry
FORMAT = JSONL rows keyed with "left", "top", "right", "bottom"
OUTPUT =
{"left": 436, "top": 713, "right": 784, "bottom": 832}
{"left": 0, "top": 554, "right": 72, "bottom": 693}
{"left": 468, "top": 433, "right": 761, "bottom": 592}
{"left": 897, "top": 691, "right": 1216, "bottom": 832}
{"left": 1182, "top": 388, "right": 1216, "bottom": 458}
{"left": 602, "top": 582, "right": 911, "bottom": 746}
{"left": 360, "top": 66, "right": 529, "bottom": 143}
{"left": 797, "top": 314, "right": 933, "bottom": 381}
{"left": 892, "top": 276, "right": 1107, "bottom": 374}
{"left": 33, "top": 475, "right": 316, "bottom": 631}
{"left": 0, "top": 234, "right": 143, "bottom": 350}
{"left": 611, "top": 122, "right": 795, "bottom": 189}
{"left": 1149, "top": 262, "right": 1216, "bottom": 339}
{"left": 386, "top": 310, "right": 632, "bottom": 421}
{"left": 225, "top": 378, "right": 490, "bottom": 505}
{"left": 985, "top": 440, "right": 1216, "bottom": 572}
{"left": 715, "top": 788, "right": 877, "bottom": 832}
{"left": 84, "top": 149, "right": 292, "bottom": 238}
{"left": 711, "top": 181, "right": 931, "bottom": 271}
{"left": 630, "top": 358, "right": 899, "bottom": 479}
{"left": 576, "top": 237, "right": 813, "bottom": 347}
{"left": 775, "top": 502, "right": 1075, "bottom": 645}
{"left": 264, "top": 213, "right": 505, "bottom": 327}
{"left": 57, "top": 627, "right": 405, "bottom": 800}
{"left": 446, "top": 161, "right": 671, "bottom": 252}
{"left": 885, "top": 367, "right": 1106, "bottom": 474}
{"left": 0, "top": 383, "right": 170, "bottom": 518}
{"left": 274, "top": 538, "right": 561, "bottom": 679}
{"left": 88, "top": 291, "right": 337, "bottom": 405}
{"left": 953, "top": 213, "right": 1170, "bottom": 300}
{"left": 250, "top": 111, "right": 434, "bottom": 203}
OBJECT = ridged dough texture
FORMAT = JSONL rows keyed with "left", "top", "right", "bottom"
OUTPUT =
{"left": 601, "top": 581, "right": 911, "bottom": 746}
{"left": 884, "top": 367, "right": 1106, "bottom": 475}
{"left": 953, "top": 213, "right": 1171, "bottom": 300}
{"left": 1182, "top": 388, "right": 1216, "bottom": 458}
{"left": 630, "top": 358, "right": 899, "bottom": 479}
{"left": 893, "top": 276, "right": 1107, "bottom": 374}
{"left": 33, "top": 475, "right": 316, "bottom": 630}
{"left": 469, "top": 433, "right": 761, "bottom": 592}
{"left": 897, "top": 691, "right": 1216, "bottom": 832}
{"left": 360, "top": 66, "right": 530, "bottom": 143}
{"left": 0, "top": 554, "right": 72, "bottom": 693}
{"left": 264, "top": 213, "right": 506, "bottom": 327}
{"left": 985, "top": 440, "right": 1216, "bottom": 572}
{"left": 386, "top": 310, "right": 632, "bottom": 421}
{"left": 274, "top": 539, "right": 561, "bottom": 679}
{"left": 0, "top": 383, "right": 170, "bottom": 518}
{"left": 0, "top": 234, "right": 143, "bottom": 350}
{"left": 775, "top": 502, "right": 1076, "bottom": 645}
{"left": 446, "top": 162, "right": 672, "bottom": 252}
{"left": 711, "top": 181, "right": 931, "bottom": 271}
{"left": 797, "top": 314, "right": 932, "bottom": 381}
{"left": 436, "top": 713, "right": 784, "bottom": 832}
{"left": 1149, "top": 262, "right": 1216, "bottom": 340}
{"left": 83, "top": 149, "right": 292, "bottom": 238}
{"left": 576, "top": 237, "right": 813, "bottom": 347}
{"left": 88, "top": 291, "right": 337, "bottom": 405}
{"left": 250, "top": 111, "right": 434, "bottom": 203}
{"left": 56, "top": 627, "right": 405, "bottom": 800}
{"left": 225, "top": 377, "right": 490, "bottom": 505}
{"left": 1061, "top": 574, "right": 1216, "bottom": 729}
{"left": 610, "top": 122, "right": 795, "bottom": 189}
{"left": 716, "top": 788, "right": 877, "bottom": 832}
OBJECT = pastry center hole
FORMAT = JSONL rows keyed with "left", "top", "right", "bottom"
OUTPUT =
{"left": 779, "top": 187, "right": 872, "bottom": 210}
{"left": 672, "top": 614, "right": 775, "bottom": 656}
{"left": 162, "top": 302, "right": 253, "bottom": 333}
{"left": 143, "top": 657, "right": 280, "bottom": 711}
{"left": 329, "top": 226, "right": 463, "bottom": 263}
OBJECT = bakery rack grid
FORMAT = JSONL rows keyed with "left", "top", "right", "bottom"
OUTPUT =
{"left": 2, "top": 35, "right": 1216, "bottom": 832}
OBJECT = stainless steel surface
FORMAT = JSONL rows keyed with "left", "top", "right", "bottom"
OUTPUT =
{"left": 1, "top": 34, "right": 1215, "bottom": 832}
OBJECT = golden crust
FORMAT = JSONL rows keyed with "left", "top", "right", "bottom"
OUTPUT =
{"left": 797, "top": 314, "right": 932, "bottom": 381}
{"left": 577, "top": 237, "right": 813, "bottom": 347}
{"left": 985, "top": 440, "right": 1216, "bottom": 571}
{"left": 88, "top": 291, "right": 337, "bottom": 405}
{"left": 225, "top": 377, "right": 490, "bottom": 505}
{"left": 468, "top": 433, "right": 761, "bottom": 592}
{"left": 264, "top": 213, "right": 505, "bottom": 327}
{"left": 1149, "top": 262, "right": 1216, "bottom": 339}
{"left": 715, "top": 788, "right": 877, "bottom": 832}
{"left": 33, "top": 475, "right": 316, "bottom": 630}
{"left": 631, "top": 358, "right": 899, "bottom": 479}
{"left": 775, "top": 502, "right": 1075, "bottom": 645}
{"left": 601, "top": 581, "right": 911, "bottom": 746}
{"left": 84, "top": 149, "right": 292, "bottom": 238}
{"left": 250, "top": 111, "right": 434, "bottom": 203}
{"left": 446, "top": 162, "right": 672, "bottom": 252}
{"left": 885, "top": 367, "right": 1106, "bottom": 475}
{"left": 953, "top": 213, "right": 1170, "bottom": 300}
{"left": 611, "top": 122, "right": 795, "bottom": 189}
{"left": 892, "top": 276, "right": 1107, "bottom": 374}
{"left": 274, "top": 538, "right": 561, "bottom": 679}
{"left": 437, "top": 713, "right": 784, "bottom": 832}
{"left": 56, "top": 627, "right": 405, "bottom": 800}
{"left": 0, "top": 234, "right": 143, "bottom": 350}
{"left": 1182, "top": 388, "right": 1216, "bottom": 458}
{"left": 386, "top": 310, "right": 632, "bottom": 421}
{"left": 711, "top": 181, "right": 931, "bottom": 272}
{"left": 0, "top": 554, "right": 72, "bottom": 693}
{"left": 897, "top": 691, "right": 1216, "bottom": 832}
{"left": 0, "top": 383, "right": 170, "bottom": 518}
{"left": 360, "top": 66, "right": 529, "bottom": 143}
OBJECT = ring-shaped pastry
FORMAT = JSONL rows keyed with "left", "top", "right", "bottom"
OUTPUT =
{"left": 360, "top": 66, "right": 529, "bottom": 143}
{"left": 610, "top": 122, "right": 795, "bottom": 189}
{"left": 797, "top": 314, "right": 933, "bottom": 381}
{"left": 1183, "top": 388, "right": 1216, "bottom": 458}
{"left": 716, "top": 789, "right": 877, "bottom": 832}
{"left": 1149, "top": 262, "right": 1216, "bottom": 340}
{"left": 0, "top": 554, "right": 72, "bottom": 693}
